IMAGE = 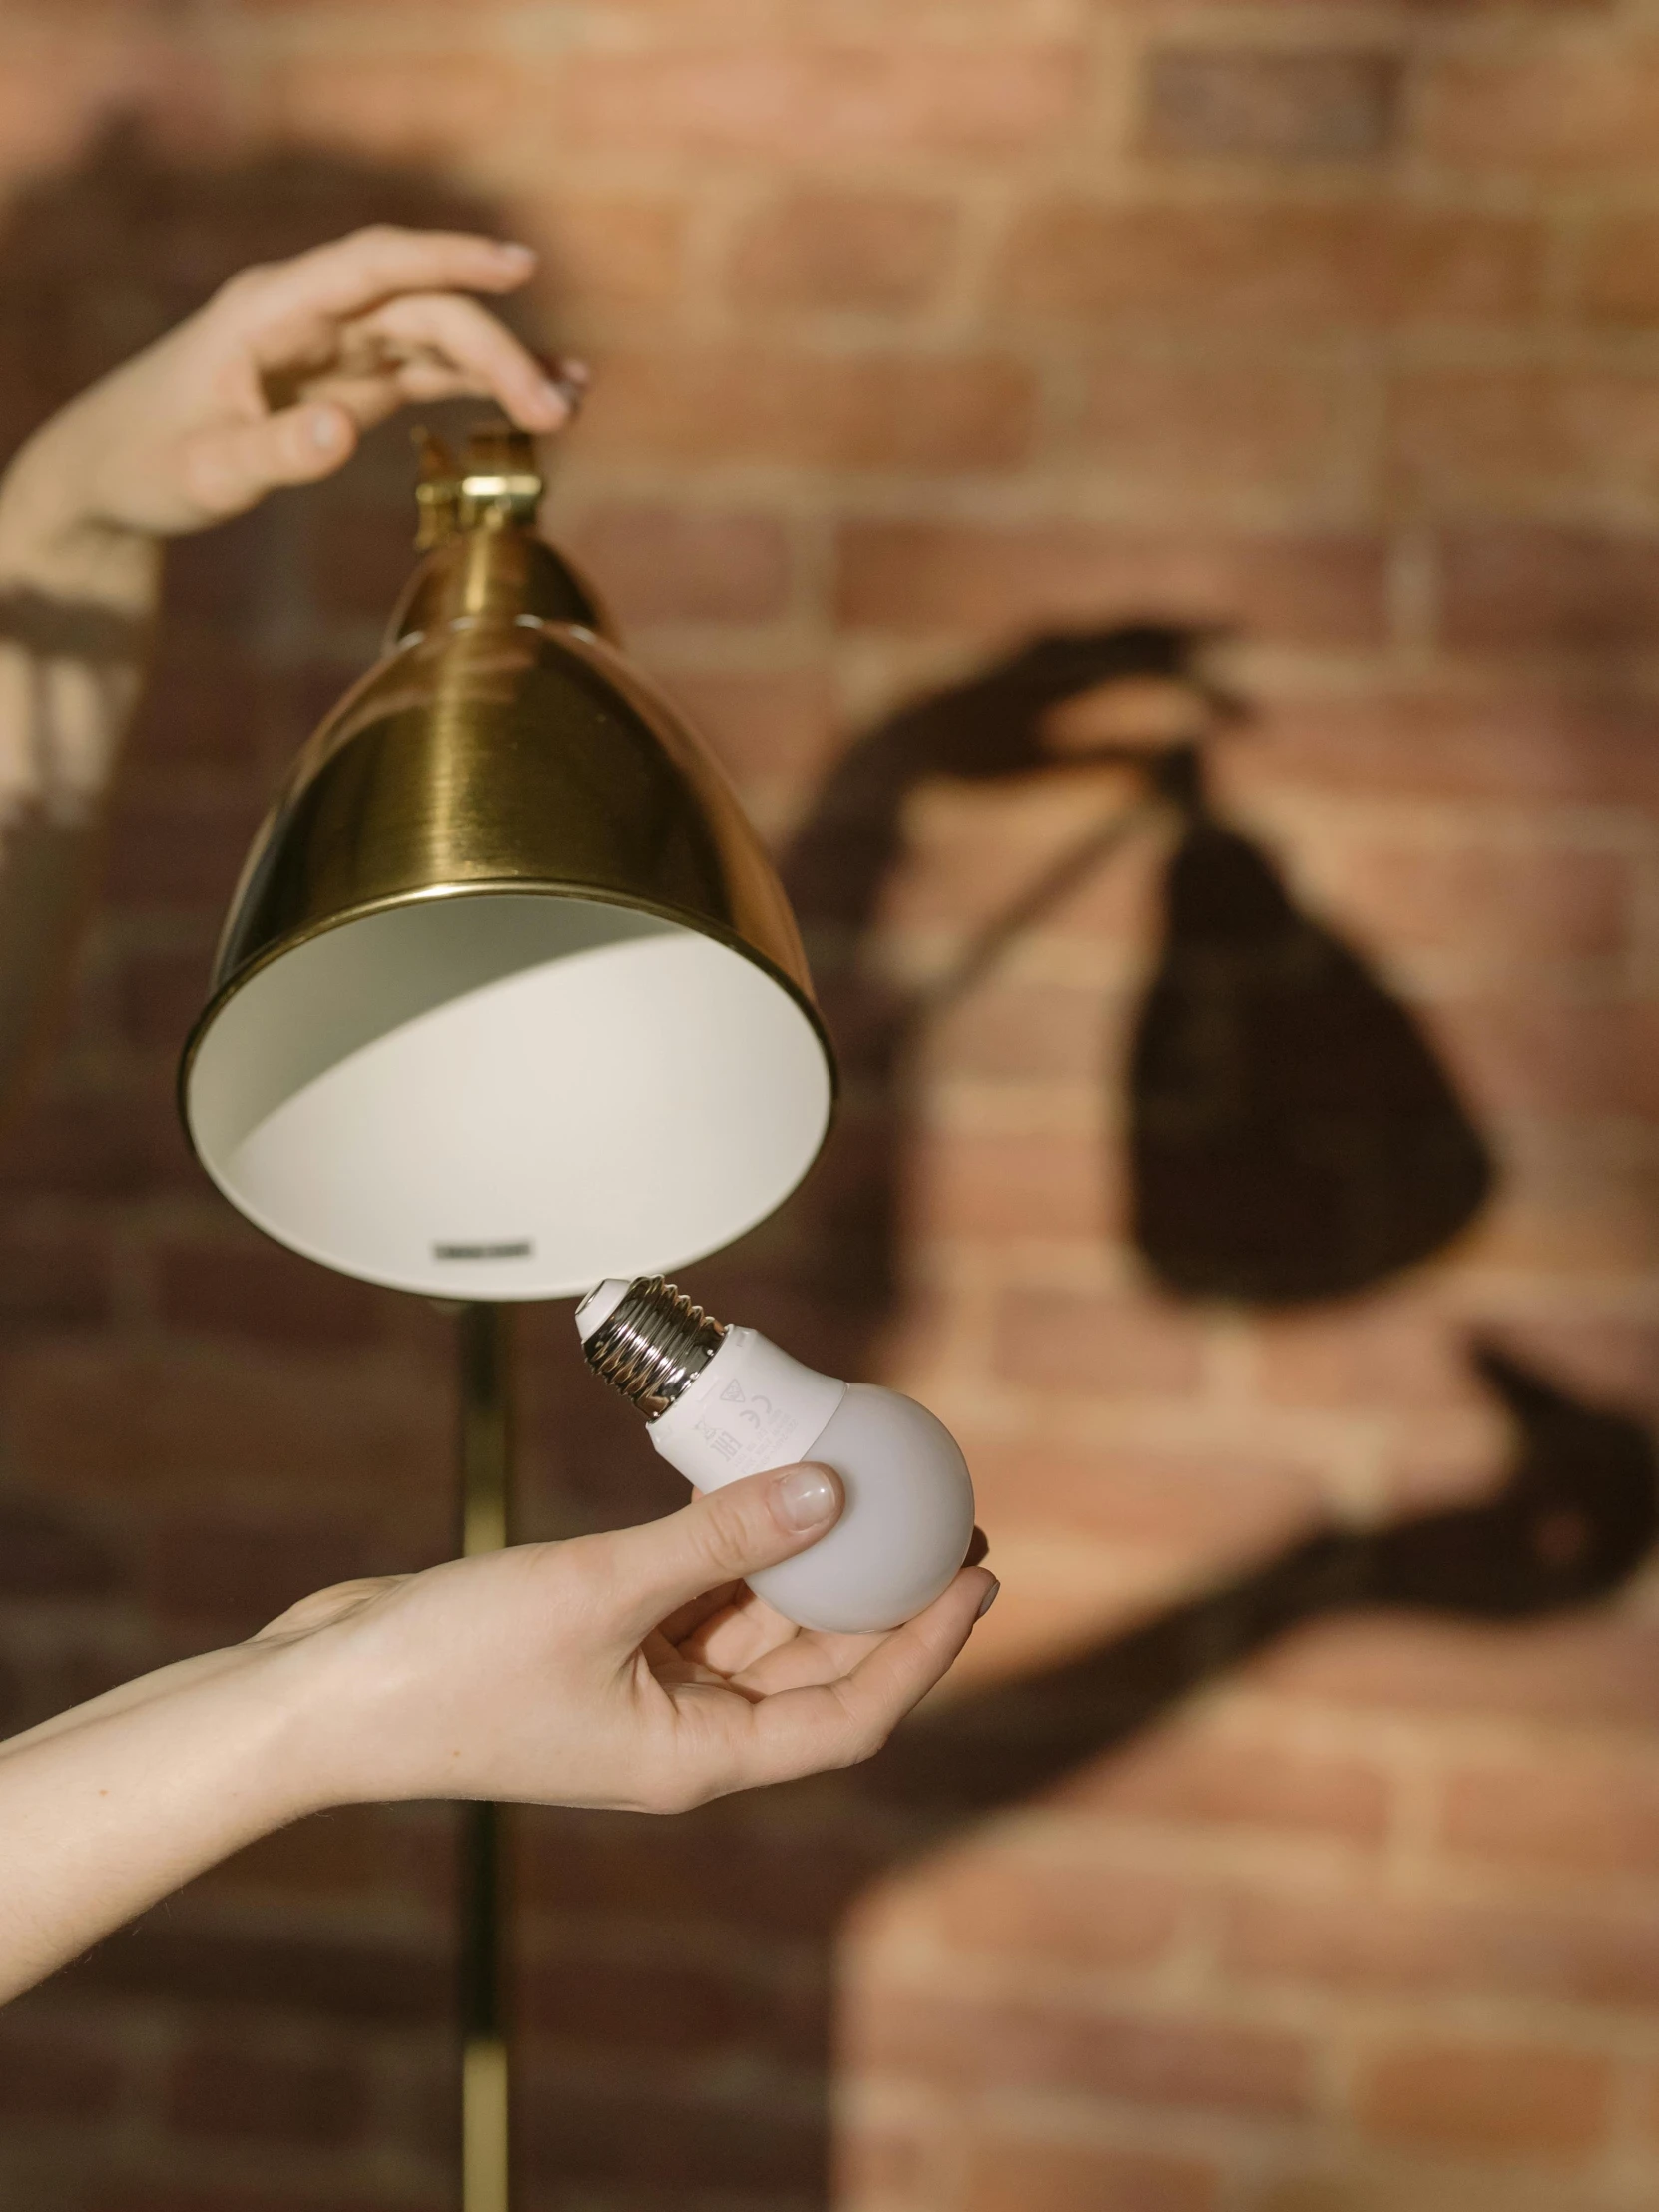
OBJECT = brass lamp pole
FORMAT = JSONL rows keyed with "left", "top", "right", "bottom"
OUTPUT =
{"left": 458, "top": 1302, "right": 513, "bottom": 2212}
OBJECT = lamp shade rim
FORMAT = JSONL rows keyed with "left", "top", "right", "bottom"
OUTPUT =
{"left": 178, "top": 880, "right": 838, "bottom": 1303}
{"left": 182, "top": 875, "right": 833, "bottom": 1112}
{"left": 178, "top": 880, "right": 838, "bottom": 1276}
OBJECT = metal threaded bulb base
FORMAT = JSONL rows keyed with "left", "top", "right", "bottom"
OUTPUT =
{"left": 582, "top": 1276, "right": 728, "bottom": 1421}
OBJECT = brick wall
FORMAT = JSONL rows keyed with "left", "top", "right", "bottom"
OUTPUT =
{"left": 4, "top": 2, "right": 1659, "bottom": 2208}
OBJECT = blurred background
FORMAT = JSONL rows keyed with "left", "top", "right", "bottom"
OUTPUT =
{"left": 5, "top": 2, "right": 1659, "bottom": 2209}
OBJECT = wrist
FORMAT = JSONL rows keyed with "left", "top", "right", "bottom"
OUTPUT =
{"left": 234, "top": 1633, "right": 356, "bottom": 1828}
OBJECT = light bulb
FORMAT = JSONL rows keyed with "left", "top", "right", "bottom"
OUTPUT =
{"left": 576, "top": 1276, "right": 976, "bottom": 1634}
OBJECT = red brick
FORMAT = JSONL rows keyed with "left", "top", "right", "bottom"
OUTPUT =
{"left": 850, "top": 1987, "right": 1315, "bottom": 2115}
{"left": 70, "top": 1919, "right": 449, "bottom": 2023}
{"left": 1576, "top": 211, "right": 1659, "bottom": 325}
{"left": 0, "top": 1080, "right": 195, "bottom": 1202}
{"left": 1304, "top": 836, "right": 1631, "bottom": 964}
{"left": 963, "top": 1438, "right": 1323, "bottom": 1556}
{"left": 98, "top": 2195, "right": 409, "bottom": 2212}
{"left": 1439, "top": 1751, "right": 1659, "bottom": 1877}
{"left": 0, "top": 1492, "right": 121, "bottom": 1597}
{"left": 1436, "top": 997, "right": 1659, "bottom": 1121}
{"left": 1356, "top": 2038, "right": 1611, "bottom": 2156}
{"left": 1252, "top": 1613, "right": 1659, "bottom": 1731}
{"left": 1073, "top": 1731, "right": 1390, "bottom": 1845}
{"left": 912, "top": 1848, "right": 1189, "bottom": 1971}
{"left": 649, "top": 665, "right": 836, "bottom": 793}
{"left": 0, "top": 1215, "right": 112, "bottom": 1329}
{"left": 729, "top": 186, "right": 957, "bottom": 312}
{"left": 1141, "top": 47, "right": 1402, "bottom": 161}
{"left": 142, "top": 1512, "right": 378, "bottom": 1634}
{"left": 835, "top": 521, "right": 1386, "bottom": 644}
{"left": 578, "top": 346, "right": 1035, "bottom": 471}
{"left": 1244, "top": 683, "right": 1659, "bottom": 809}
{"left": 522, "top": 1945, "right": 818, "bottom": 2063}
{"left": 518, "top": 1798, "right": 886, "bottom": 1937}
{"left": 308, "top": 495, "right": 422, "bottom": 622}
{"left": 530, "top": 192, "right": 688, "bottom": 316}
{"left": 994, "top": 201, "right": 1540, "bottom": 331}
{"left": 913, "top": 1128, "right": 1122, "bottom": 1241}
{"left": 930, "top": 981, "right": 1126, "bottom": 1083}
{"left": 514, "top": 2065, "right": 820, "bottom": 2193}
{"left": 992, "top": 1286, "right": 1206, "bottom": 1397}
{"left": 0, "top": 43, "right": 121, "bottom": 190}
{"left": 102, "top": 782, "right": 267, "bottom": 911}
{"left": 966, "top": 2134, "right": 1219, "bottom": 2212}
{"left": 1390, "top": 365, "right": 1659, "bottom": 511}
{"left": 153, "top": 1236, "right": 388, "bottom": 1351}
{"left": 127, "top": 627, "right": 263, "bottom": 766}
{"left": 1252, "top": 1302, "right": 1476, "bottom": 1411}
{"left": 880, "top": 780, "right": 1160, "bottom": 938}
{"left": 0, "top": 2017, "right": 122, "bottom": 2116}
{"left": 1490, "top": 1316, "right": 1659, "bottom": 1422}
{"left": 4, "top": 1342, "right": 448, "bottom": 1501}
{"left": 1221, "top": 1881, "right": 1659, "bottom": 2006}
{"left": 114, "top": 941, "right": 218, "bottom": 1053}
{"left": 1424, "top": 45, "right": 1659, "bottom": 175}
{"left": 1438, "top": 524, "right": 1659, "bottom": 651}
{"left": 252, "top": 49, "right": 534, "bottom": 161}
{"left": 196, "top": 1804, "right": 449, "bottom": 1907}
{"left": 167, "top": 2043, "right": 366, "bottom": 2145}
{"left": 839, "top": 2113, "right": 939, "bottom": 2203}
{"left": 556, "top": 42, "right": 1084, "bottom": 158}
{"left": 568, "top": 504, "right": 792, "bottom": 624}
{"left": 1077, "top": 355, "right": 1368, "bottom": 508}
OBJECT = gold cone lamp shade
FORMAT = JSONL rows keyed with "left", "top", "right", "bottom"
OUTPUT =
{"left": 179, "top": 425, "right": 835, "bottom": 1300}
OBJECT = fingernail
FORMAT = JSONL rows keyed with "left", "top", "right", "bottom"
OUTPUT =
{"left": 773, "top": 1463, "right": 839, "bottom": 1532}
{"left": 544, "top": 364, "right": 590, "bottom": 416}
{"left": 498, "top": 240, "right": 536, "bottom": 260}
{"left": 975, "top": 1578, "right": 1001, "bottom": 1621}
{"left": 309, "top": 409, "right": 341, "bottom": 450}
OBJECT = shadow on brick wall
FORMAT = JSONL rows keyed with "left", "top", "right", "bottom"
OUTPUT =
{"left": 504, "top": 639, "right": 1658, "bottom": 2207}
{"left": 772, "top": 623, "right": 1495, "bottom": 1327}
{"left": 506, "top": 1332, "right": 1656, "bottom": 2208}
{"left": 1, "top": 119, "right": 1657, "bottom": 2212}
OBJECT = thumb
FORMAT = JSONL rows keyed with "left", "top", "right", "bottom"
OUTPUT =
{"left": 602, "top": 1464, "right": 843, "bottom": 1643}
{"left": 178, "top": 401, "right": 357, "bottom": 520}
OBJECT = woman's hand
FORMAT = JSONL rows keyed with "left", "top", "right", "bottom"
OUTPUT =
{"left": 0, "top": 1465, "right": 993, "bottom": 1999}
{"left": 0, "top": 223, "right": 574, "bottom": 603}
{"left": 266, "top": 1462, "right": 996, "bottom": 1815}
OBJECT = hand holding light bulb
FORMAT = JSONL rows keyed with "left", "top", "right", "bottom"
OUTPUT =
{"left": 578, "top": 1277, "right": 978, "bottom": 1633}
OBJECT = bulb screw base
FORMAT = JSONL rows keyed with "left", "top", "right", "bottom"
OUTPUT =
{"left": 582, "top": 1276, "right": 727, "bottom": 1421}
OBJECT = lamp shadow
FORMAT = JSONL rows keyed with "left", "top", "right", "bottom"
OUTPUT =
{"left": 507, "top": 636, "right": 1652, "bottom": 2207}
{"left": 0, "top": 118, "right": 1652, "bottom": 2212}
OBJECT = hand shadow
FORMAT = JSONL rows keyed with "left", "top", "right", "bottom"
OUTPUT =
{"left": 498, "top": 1335, "right": 1658, "bottom": 2207}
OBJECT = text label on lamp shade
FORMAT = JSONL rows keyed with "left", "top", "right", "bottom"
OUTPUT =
{"left": 178, "top": 426, "right": 836, "bottom": 1300}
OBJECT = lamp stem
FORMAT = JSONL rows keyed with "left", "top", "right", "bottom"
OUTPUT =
{"left": 458, "top": 1303, "right": 513, "bottom": 2212}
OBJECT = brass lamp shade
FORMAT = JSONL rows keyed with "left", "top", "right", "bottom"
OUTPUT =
{"left": 179, "top": 426, "right": 835, "bottom": 1300}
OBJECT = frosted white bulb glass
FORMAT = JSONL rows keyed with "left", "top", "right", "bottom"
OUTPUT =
{"left": 577, "top": 1277, "right": 975, "bottom": 1634}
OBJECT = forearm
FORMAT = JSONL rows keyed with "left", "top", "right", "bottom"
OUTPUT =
{"left": 0, "top": 421, "right": 158, "bottom": 1113}
{"left": 0, "top": 1640, "right": 319, "bottom": 2002}
{"left": 0, "top": 413, "right": 158, "bottom": 814}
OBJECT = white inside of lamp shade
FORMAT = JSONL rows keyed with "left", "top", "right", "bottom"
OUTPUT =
{"left": 185, "top": 894, "right": 832, "bottom": 1300}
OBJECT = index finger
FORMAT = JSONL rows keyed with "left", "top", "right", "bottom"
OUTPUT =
{"left": 232, "top": 226, "right": 536, "bottom": 352}
{"left": 717, "top": 1565, "right": 995, "bottom": 1791}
